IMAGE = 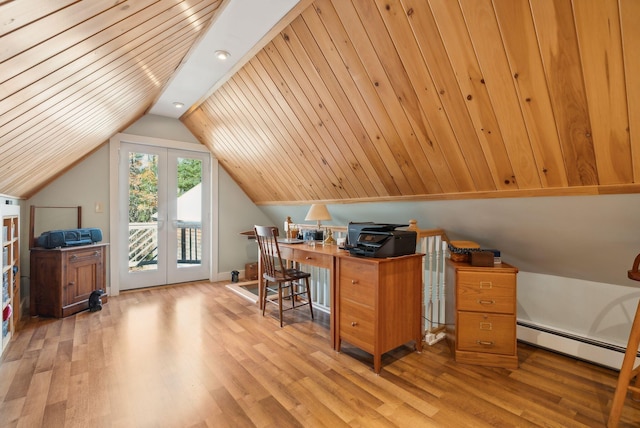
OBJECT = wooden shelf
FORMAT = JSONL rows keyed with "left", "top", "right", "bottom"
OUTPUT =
{"left": 2, "top": 206, "right": 20, "bottom": 357}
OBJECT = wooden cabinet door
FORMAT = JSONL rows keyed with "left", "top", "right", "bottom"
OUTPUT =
{"left": 64, "top": 248, "right": 103, "bottom": 307}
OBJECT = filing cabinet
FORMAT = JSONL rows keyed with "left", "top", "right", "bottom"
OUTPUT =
{"left": 337, "top": 253, "right": 424, "bottom": 373}
{"left": 445, "top": 259, "right": 519, "bottom": 369}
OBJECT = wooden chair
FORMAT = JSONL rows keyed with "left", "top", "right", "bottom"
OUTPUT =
{"left": 254, "top": 225, "right": 314, "bottom": 327}
{"left": 608, "top": 253, "right": 640, "bottom": 427}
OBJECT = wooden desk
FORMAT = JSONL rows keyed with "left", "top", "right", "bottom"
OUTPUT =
{"left": 258, "top": 244, "right": 425, "bottom": 371}
{"left": 258, "top": 242, "right": 348, "bottom": 349}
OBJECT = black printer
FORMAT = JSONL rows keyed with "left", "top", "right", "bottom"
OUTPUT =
{"left": 344, "top": 222, "right": 417, "bottom": 258}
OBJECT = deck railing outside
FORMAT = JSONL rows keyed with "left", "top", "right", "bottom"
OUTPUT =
{"left": 128, "top": 222, "right": 201, "bottom": 268}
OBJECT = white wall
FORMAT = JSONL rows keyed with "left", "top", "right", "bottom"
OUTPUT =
{"left": 517, "top": 271, "right": 640, "bottom": 347}
{"left": 22, "top": 144, "right": 111, "bottom": 299}
{"left": 218, "top": 169, "right": 271, "bottom": 272}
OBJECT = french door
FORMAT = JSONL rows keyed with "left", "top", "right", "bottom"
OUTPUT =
{"left": 118, "top": 143, "right": 211, "bottom": 290}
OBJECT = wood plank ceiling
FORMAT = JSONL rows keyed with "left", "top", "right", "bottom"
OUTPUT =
{"left": 0, "top": 0, "right": 223, "bottom": 198}
{"left": 1, "top": 0, "right": 639, "bottom": 204}
{"left": 183, "top": 0, "right": 640, "bottom": 204}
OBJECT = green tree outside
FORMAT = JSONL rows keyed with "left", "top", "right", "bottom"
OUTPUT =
{"left": 128, "top": 154, "right": 202, "bottom": 223}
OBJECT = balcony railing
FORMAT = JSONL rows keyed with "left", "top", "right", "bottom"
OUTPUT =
{"left": 128, "top": 221, "right": 201, "bottom": 269}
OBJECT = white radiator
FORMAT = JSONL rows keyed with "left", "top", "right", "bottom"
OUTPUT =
{"left": 517, "top": 321, "right": 637, "bottom": 370}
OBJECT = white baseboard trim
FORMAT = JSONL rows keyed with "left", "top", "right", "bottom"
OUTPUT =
{"left": 517, "top": 321, "right": 639, "bottom": 370}
{"left": 225, "top": 280, "right": 259, "bottom": 303}
{"left": 215, "top": 269, "right": 246, "bottom": 282}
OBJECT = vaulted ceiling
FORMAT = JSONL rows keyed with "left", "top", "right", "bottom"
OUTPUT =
{"left": 0, "top": 0, "right": 224, "bottom": 198}
{"left": 1, "top": 0, "right": 639, "bottom": 205}
{"left": 184, "top": 0, "right": 640, "bottom": 204}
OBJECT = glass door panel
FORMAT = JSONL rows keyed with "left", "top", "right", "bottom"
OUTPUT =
{"left": 167, "top": 151, "right": 210, "bottom": 284}
{"left": 128, "top": 151, "right": 159, "bottom": 273}
{"left": 120, "top": 144, "right": 167, "bottom": 289}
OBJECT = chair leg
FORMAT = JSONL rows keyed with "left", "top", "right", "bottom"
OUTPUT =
{"left": 305, "top": 277, "right": 314, "bottom": 320}
{"left": 290, "top": 281, "right": 296, "bottom": 310}
{"left": 262, "top": 280, "right": 269, "bottom": 317}
{"left": 608, "top": 299, "right": 640, "bottom": 427}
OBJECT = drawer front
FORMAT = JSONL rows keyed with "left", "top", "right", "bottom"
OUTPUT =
{"left": 339, "top": 258, "right": 376, "bottom": 307}
{"left": 457, "top": 312, "right": 516, "bottom": 355}
{"left": 457, "top": 271, "right": 515, "bottom": 314}
{"left": 339, "top": 300, "right": 375, "bottom": 351}
{"left": 64, "top": 247, "right": 103, "bottom": 264}
{"left": 291, "top": 248, "right": 332, "bottom": 269}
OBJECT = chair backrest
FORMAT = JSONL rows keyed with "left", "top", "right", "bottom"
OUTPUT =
{"left": 254, "top": 225, "right": 285, "bottom": 280}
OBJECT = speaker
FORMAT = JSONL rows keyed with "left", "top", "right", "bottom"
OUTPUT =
{"left": 37, "top": 228, "right": 103, "bottom": 249}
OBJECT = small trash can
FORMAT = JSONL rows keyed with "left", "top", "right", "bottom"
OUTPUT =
{"left": 231, "top": 270, "right": 239, "bottom": 283}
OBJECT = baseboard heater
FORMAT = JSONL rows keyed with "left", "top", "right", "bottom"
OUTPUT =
{"left": 517, "top": 320, "right": 639, "bottom": 370}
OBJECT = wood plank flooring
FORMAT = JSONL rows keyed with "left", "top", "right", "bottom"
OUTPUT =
{"left": 1, "top": 280, "right": 640, "bottom": 427}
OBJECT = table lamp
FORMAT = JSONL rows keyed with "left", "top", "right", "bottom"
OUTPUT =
{"left": 304, "top": 204, "right": 335, "bottom": 244}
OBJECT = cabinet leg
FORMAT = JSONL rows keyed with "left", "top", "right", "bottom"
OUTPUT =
{"left": 374, "top": 354, "right": 381, "bottom": 374}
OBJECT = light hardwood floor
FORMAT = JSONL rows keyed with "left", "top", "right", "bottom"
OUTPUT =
{"left": 1, "top": 280, "right": 639, "bottom": 427}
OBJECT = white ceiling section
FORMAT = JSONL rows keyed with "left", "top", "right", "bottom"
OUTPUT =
{"left": 149, "top": 0, "right": 301, "bottom": 118}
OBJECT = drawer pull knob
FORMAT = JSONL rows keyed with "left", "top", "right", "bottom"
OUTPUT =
{"left": 478, "top": 299, "right": 495, "bottom": 305}
{"left": 70, "top": 255, "right": 77, "bottom": 260}
{"left": 351, "top": 279, "right": 358, "bottom": 284}
{"left": 476, "top": 340, "right": 494, "bottom": 346}
{"left": 94, "top": 251, "right": 99, "bottom": 256}
{"left": 351, "top": 321, "right": 358, "bottom": 327}
{"left": 479, "top": 281, "right": 492, "bottom": 289}
{"left": 305, "top": 256, "right": 312, "bottom": 260}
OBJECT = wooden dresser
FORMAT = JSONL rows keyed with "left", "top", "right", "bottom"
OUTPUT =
{"left": 445, "top": 259, "right": 519, "bottom": 369}
{"left": 30, "top": 243, "right": 108, "bottom": 318}
{"left": 336, "top": 253, "right": 424, "bottom": 373}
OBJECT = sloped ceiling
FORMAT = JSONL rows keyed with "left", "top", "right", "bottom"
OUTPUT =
{"left": 0, "top": 0, "right": 223, "bottom": 198}
{"left": 183, "top": 0, "right": 640, "bottom": 205}
{"left": 1, "top": 0, "right": 639, "bottom": 205}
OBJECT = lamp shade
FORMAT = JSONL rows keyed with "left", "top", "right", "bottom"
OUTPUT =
{"left": 305, "top": 204, "right": 331, "bottom": 228}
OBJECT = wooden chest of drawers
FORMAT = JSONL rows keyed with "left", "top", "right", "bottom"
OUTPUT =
{"left": 336, "top": 253, "right": 424, "bottom": 373}
{"left": 445, "top": 259, "right": 519, "bottom": 369}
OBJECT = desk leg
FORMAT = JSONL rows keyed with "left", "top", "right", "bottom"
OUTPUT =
{"left": 329, "top": 259, "right": 337, "bottom": 350}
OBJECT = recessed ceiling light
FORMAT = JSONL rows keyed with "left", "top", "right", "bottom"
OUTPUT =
{"left": 173, "top": 102, "right": 184, "bottom": 109}
{"left": 215, "top": 50, "right": 230, "bottom": 61}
